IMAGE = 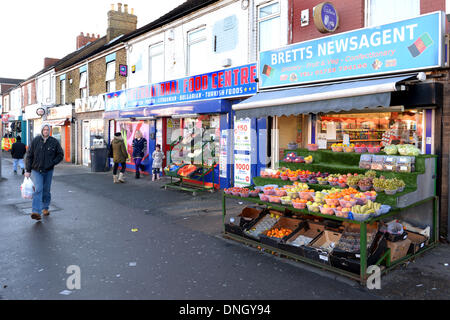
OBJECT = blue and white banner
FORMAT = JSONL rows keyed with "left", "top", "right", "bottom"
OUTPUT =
{"left": 259, "top": 12, "right": 444, "bottom": 89}
{"left": 106, "top": 64, "right": 257, "bottom": 112}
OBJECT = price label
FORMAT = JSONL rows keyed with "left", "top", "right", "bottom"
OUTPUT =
{"left": 319, "top": 255, "right": 328, "bottom": 261}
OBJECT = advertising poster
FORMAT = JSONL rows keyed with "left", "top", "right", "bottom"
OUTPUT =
{"left": 116, "top": 121, "right": 150, "bottom": 167}
{"left": 234, "top": 118, "right": 251, "bottom": 151}
{"left": 234, "top": 153, "right": 251, "bottom": 187}
{"left": 219, "top": 131, "right": 228, "bottom": 178}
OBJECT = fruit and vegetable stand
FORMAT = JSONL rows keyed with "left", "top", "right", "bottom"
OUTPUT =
{"left": 221, "top": 148, "right": 438, "bottom": 284}
{"left": 163, "top": 132, "right": 217, "bottom": 195}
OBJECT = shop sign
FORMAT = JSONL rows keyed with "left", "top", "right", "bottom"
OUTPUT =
{"left": 47, "top": 104, "right": 72, "bottom": 120}
{"left": 259, "top": 11, "right": 443, "bottom": 89}
{"left": 105, "top": 63, "right": 257, "bottom": 111}
{"left": 313, "top": 2, "right": 339, "bottom": 33}
{"left": 75, "top": 94, "right": 106, "bottom": 113}
{"left": 234, "top": 153, "right": 251, "bottom": 187}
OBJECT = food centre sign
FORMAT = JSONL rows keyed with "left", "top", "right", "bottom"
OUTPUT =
{"left": 106, "top": 63, "right": 257, "bottom": 111}
{"left": 259, "top": 11, "right": 444, "bottom": 89}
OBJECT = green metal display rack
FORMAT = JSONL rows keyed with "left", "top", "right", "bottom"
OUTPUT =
{"left": 163, "top": 131, "right": 216, "bottom": 196}
{"left": 222, "top": 193, "right": 438, "bottom": 284}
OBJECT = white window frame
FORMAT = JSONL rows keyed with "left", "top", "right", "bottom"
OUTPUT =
{"left": 106, "top": 61, "right": 116, "bottom": 93}
{"left": 149, "top": 42, "right": 165, "bottom": 84}
{"left": 27, "top": 83, "right": 32, "bottom": 105}
{"left": 187, "top": 26, "right": 207, "bottom": 76}
{"left": 79, "top": 71, "right": 87, "bottom": 98}
{"left": 257, "top": 1, "right": 281, "bottom": 53}
{"left": 60, "top": 79, "right": 66, "bottom": 105}
{"left": 365, "top": 0, "right": 420, "bottom": 27}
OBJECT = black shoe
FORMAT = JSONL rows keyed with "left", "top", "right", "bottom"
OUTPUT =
{"left": 22, "top": 169, "right": 25, "bottom": 175}
{"left": 135, "top": 172, "right": 140, "bottom": 179}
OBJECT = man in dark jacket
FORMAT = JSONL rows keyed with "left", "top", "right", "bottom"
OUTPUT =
{"left": 11, "top": 136, "right": 27, "bottom": 175}
{"left": 25, "top": 123, "right": 64, "bottom": 221}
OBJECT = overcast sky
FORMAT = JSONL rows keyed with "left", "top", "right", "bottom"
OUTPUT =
{"left": 0, "top": 0, "right": 186, "bottom": 80}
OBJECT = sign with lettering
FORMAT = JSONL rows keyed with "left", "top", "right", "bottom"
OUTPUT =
{"left": 313, "top": 2, "right": 339, "bottom": 33}
{"left": 259, "top": 12, "right": 443, "bottom": 89}
{"left": 105, "top": 63, "right": 257, "bottom": 111}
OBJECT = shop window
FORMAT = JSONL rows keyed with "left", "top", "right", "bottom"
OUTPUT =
{"left": 258, "top": 1, "right": 281, "bottom": 52}
{"left": 316, "top": 110, "right": 423, "bottom": 151}
{"left": 60, "top": 80, "right": 66, "bottom": 104}
{"left": 366, "top": 0, "right": 420, "bottom": 27}
{"left": 106, "top": 61, "right": 116, "bottom": 93}
{"left": 169, "top": 115, "right": 220, "bottom": 167}
{"left": 149, "top": 42, "right": 164, "bottom": 84}
{"left": 79, "top": 71, "right": 87, "bottom": 99}
{"left": 187, "top": 27, "right": 207, "bottom": 76}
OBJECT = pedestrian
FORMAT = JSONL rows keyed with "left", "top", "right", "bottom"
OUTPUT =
{"left": 25, "top": 123, "right": 64, "bottom": 221}
{"left": 132, "top": 130, "right": 147, "bottom": 179}
{"left": 151, "top": 144, "right": 165, "bottom": 181}
{"left": 110, "top": 132, "right": 129, "bottom": 183}
{"left": 11, "top": 136, "right": 26, "bottom": 175}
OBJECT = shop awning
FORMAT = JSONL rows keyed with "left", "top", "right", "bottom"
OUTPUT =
{"left": 233, "top": 75, "right": 416, "bottom": 119}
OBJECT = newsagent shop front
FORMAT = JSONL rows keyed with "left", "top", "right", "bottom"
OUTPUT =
{"left": 105, "top": 63, "right": 258, "bottom": 193}
{"left": 221, "top": 12, "right": 446, "bottom": 283}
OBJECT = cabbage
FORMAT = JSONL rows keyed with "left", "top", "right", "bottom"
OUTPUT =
{"left": 384, "top": 145, "right": 398, "bottom": 155}
{"left": 398, "top": 144, "right": 420, "bottom": 156}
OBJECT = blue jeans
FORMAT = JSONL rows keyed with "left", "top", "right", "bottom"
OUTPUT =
{"left": 13, "top": 159, "right": 24, "bottom": 172}
{"left": 31, "top": 169, "right": 54, "bottom": 215}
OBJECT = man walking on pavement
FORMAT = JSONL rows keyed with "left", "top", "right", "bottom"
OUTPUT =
{"left": 25, "top": 123, "right": 64, "bottom": 221}
{"left": 11, "top": 136, "right": 26, "bottom": 175}
{"left": 110, "top": 132, "right": 129, "bottom": 183}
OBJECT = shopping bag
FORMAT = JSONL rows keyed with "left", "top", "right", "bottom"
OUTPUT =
{"left": 20, "top": 177, "right": 35, "bottom": 199}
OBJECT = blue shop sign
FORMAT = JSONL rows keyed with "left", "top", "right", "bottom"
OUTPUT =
{"left": 106, "top": 63, "right": 257, "bottom": 112}
{"left": 259, "top": 11, "right": 444, "bottom": 89}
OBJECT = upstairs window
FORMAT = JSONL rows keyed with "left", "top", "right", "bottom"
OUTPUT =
{"left": 27, "top": 84, "right": 32, "bottom": 104}
{"left": 106, "top": 61, "right": 116, "bottom": 93}
{"left": 367, "top": 0, "right": 420, "bottom": 27}
{"left": 149, "top": 42, "right": 164, "bottom": 84}
{"left": 79, "top": 71, "right": 87, "bottom": 99}
{"left": 258, "top": 1, "right": 281, "bottom": 52}
{"left": 187, "top": 27, "right": 207, "bottom": 76}
{"left": 60, "top": 80, "right": 66, "bottom": 105}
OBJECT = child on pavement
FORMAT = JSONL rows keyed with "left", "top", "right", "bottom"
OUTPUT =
{"left": 151, "top": 144, "right": 165, "bottom": 181}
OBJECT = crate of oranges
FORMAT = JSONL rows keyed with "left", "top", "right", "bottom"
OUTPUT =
{"left": 259, "top": 217, "right": 303, "bottom": 248}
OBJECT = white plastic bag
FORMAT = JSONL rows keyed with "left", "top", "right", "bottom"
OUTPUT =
{"left": 20, "top": 177, "right": 35, "bottom": 199}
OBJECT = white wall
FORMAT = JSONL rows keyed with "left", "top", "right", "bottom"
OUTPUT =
{"left": 126, "top": 0, "right": 253, "bottom": 88}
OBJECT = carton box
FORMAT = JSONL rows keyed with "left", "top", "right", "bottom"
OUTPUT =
{"left": 278, "top": 221, "right": 325, "bottom": 257}
{"left": 330, "top": 233, "right": 387, "bottom": 274}
{"left": 224, "top": 206, "right": 265, "bottom": 237}
{"left": 305, "top": 230, "right": 342, "bottom": 264}
{"left": 387, "top": 239, "right": 412, "bottom": 262}
{"left": 406, "top": 231, "right": 429, "bottom": 254}
{"left": 259, "top": 217, "right": 304, "bottom": 248}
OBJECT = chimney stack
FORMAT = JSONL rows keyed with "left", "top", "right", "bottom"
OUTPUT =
{"left": 44, "top": 57, "right": 60, "bottom": 68}
{"left": 107, "top": 3, "right": 137, "bottom": 42}
{"left": 76, "top": 32, "right": 100, "bottom": 50}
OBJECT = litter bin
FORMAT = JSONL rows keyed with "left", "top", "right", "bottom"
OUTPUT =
{"left": 90, "top": 148, "right": 109, "bottom": 172}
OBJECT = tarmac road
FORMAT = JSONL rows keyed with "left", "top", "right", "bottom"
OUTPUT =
{"left": 0, "top": 153, "right": 448, "bottom": 300}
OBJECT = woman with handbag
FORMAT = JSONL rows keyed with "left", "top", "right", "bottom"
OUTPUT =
{"left": 132, "top": 130, "right": 148, "bottom": 179}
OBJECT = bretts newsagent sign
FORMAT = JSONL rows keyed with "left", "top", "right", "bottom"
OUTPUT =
{"left": 259, "top": 11, "right": 444, "bottom": 89}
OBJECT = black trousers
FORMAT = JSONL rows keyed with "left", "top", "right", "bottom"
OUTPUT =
{"left": 113, "top": 162, "right": 126, "bottom": 175}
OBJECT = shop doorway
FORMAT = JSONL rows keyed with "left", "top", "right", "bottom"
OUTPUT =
{"left": 82, "top": 121, "right": 90, "bottom": 166}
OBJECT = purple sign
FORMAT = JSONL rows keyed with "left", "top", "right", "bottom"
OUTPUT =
{"left": 321, "top": 3, "right": 338, "bottom": 32}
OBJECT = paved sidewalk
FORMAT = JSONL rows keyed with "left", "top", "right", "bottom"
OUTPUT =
{"left": 1, "top": 151, "right": 449, "bottom": 299}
